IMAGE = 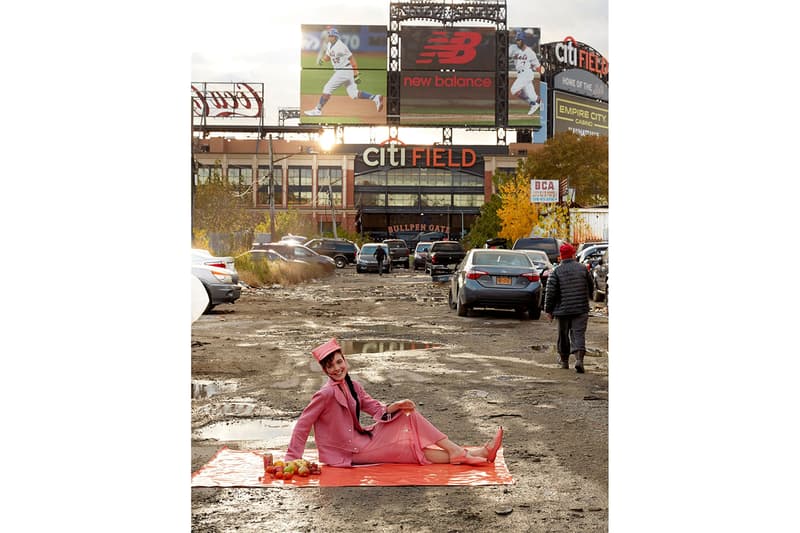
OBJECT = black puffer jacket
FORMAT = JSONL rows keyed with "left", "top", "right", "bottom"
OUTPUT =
{"left": 543, "top": 258, "right": 592, "bottom": 316}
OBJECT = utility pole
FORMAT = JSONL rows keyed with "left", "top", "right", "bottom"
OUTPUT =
{"left": 328, "top": 183, "right": 338, "bottom": 239}
{"left": 268, "top": 134, "right": 276, "bottom": 241}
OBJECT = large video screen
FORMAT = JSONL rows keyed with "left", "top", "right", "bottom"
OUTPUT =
{"left": 300, "top": 25, "right": 387, "bottom": 125}
{"left": 507, "top": 27, "right": 543, "bottom": 129}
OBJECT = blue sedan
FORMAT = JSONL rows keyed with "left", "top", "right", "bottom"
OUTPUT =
{"left": 448, "top": 249, "right": 542, "bottom": 319}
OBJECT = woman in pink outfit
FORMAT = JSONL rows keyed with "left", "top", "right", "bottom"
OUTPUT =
{"left": 285, "top": 338, "right": 503, "bottom": 467}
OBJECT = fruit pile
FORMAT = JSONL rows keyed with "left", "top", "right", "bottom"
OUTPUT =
{"left": 264, "top": 458, "right": 322, "bottom": 481}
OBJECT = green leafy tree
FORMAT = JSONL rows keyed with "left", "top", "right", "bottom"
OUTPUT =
{"left": 192, "top": 161, "right": 259, "bottom": 254}
{"left": 521, "top": 131, "right": 608, "bottom": 206}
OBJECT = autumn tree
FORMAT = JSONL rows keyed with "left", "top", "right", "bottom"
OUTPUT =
{"left": 496, "top": 171, "right": 540, "bottom": 244}
{"left": 192, "top": 160, "right": 259, "bottom": 254}
{"left": 521, "top": 131, "right": 608, "bottom": 206}
{"left": 465, "top": 169, "right": 517, "bottom": 249}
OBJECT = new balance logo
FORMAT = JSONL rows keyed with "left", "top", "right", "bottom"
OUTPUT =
{"left": 415, "top": 31, "right": 483, "bottom": 65}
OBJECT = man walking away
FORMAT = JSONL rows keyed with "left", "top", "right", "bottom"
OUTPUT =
{"left": 374, "top": 245, "right": 387, "bottom": 276}
{"left": 543, "top": 243, "right": 594, "bottom": 373}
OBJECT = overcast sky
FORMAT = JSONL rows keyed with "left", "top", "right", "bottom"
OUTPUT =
{"left": 191, "top": 0, "right": 608, "bottom": 142}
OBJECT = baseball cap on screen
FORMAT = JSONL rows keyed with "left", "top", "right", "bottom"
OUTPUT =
{"left": 515, "top": 31, "right": 525, "bottom": 41}
{"left": 328, "top": 28, "right": 340, "bottom": 37}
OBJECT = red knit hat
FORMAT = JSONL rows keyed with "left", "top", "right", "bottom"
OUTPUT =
{"left": 559, "top": 242, "right": 576, "bottom": 259}
{"left": 311, "top": 338, "right": 342, "bottom": 363}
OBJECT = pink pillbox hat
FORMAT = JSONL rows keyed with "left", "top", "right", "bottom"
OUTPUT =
{"left": 311, "top": 338, "right": 342, "bottom": 363}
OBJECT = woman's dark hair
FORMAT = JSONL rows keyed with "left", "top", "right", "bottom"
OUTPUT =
{"left": 345, "top": 374, "right": 371, "bottom": 436}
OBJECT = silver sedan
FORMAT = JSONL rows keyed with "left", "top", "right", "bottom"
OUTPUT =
{"left": 448, "top": 249, "right": 542, "bottom": 319}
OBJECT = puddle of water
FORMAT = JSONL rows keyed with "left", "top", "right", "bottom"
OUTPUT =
{"left": 192, "top": 380, "right": 239, "bottom": 399}
{"left": 340, "top": 339, "right": 442, "bottom": 354}
{"left": 193, "top": 418, "right": 298, "bottom": 447}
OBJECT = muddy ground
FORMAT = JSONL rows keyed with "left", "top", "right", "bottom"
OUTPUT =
{"left": 191, "top": 266, "right": 609, "bottom": 532}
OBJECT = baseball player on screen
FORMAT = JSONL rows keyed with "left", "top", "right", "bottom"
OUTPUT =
{"left": 509, "top": 30, "right": 542, "bottom": 116}
{"left": 304, "top": 27, "right": 383, "bottom": 116}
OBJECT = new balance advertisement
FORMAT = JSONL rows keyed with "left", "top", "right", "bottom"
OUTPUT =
{"left": 400, "top": 27, "right": 496, "bottom": 71}
{"left": 552, "top": 91, "right": 608, "bottom": 137}
{"left": 399, "top": 27, "right": 495, "bottom": 126}
{"left": 300, "top": 25, "right": 387, "bottom": 125}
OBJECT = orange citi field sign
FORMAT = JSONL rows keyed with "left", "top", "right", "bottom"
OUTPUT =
{"left": 361, "top": 146, "right": 478, "bottom": 168}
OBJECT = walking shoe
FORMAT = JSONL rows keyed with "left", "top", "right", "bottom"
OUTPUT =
{"left": 374, "top": 94, "right": 383, "bottom": 112}
{"left": 575, "top": 350, "right": 585, "bottom": 373}
{"left": 527, "top": 102, "right": 540, "bottom": 115}
{"left": 304, "top": 108, "right": 322, "bottom": 116}
{"left": 559, "top": 355, "right": 569, "bottom": 369}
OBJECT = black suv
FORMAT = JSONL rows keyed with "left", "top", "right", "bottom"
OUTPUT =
{"left": 304, "top": 238, "right": 359, "bottom": 268}
{"left": 382, "top": 239, "right": 410, "bottom": 269}
{"left": 512, "top": 237, "right": 564, "bottom": 264}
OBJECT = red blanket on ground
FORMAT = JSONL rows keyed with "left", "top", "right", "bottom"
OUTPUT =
{"left": 191, "top": 446, "right": 514, "bottom": 488}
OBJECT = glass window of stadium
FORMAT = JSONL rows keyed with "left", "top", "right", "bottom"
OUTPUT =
{"left": 317, "top": 167, "right": 343, "bottom": 207}
{"left": 287, "top": 166, "right": 312, "bottom": 205}
{"left": 227, "top": 165, "right": 252, "bottom": 204}
{"left": 257, "top": 166, "right": 283, "bottom": 206}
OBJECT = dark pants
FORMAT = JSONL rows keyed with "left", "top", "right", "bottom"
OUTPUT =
{"left": 556, "top": 313, "right": 589, "bottom": 357}
{"left": 377, "top": 258, "right": 384, "bottom": 275}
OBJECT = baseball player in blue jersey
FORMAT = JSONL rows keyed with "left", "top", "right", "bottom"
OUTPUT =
{"left": 305, "top": 28, "right": 383, "bottom": 116}
{"left": 509, "top": 31, "right": 541, "bottom": 116}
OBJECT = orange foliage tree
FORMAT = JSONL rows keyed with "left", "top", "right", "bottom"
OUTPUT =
{"left": 496, "top": 172, "right": 539, "bottom": 243}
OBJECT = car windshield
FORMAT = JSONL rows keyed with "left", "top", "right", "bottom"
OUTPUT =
{"left": 473, "top": 252, "right": 531, "bottom": 267}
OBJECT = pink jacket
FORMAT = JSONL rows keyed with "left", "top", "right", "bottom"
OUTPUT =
{"left": 285, "top": 377, "right": 389, "bottom": 467}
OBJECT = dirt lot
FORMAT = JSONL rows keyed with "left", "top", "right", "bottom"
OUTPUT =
{"left": 191, "top": 266, "right": 608, "bottom": 532}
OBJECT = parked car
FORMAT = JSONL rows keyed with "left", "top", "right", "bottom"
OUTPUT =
{"left": 279, "top": 234, "right": 308, "bottom": 245}
{"left": 192, "top": 248, "right": 236, "bottom": 272}
{"left": 511, "top": 237, "right": 565, "bottom": 264}
{"left": 191, "top": 264, "right": 241, "bottom": 313}
{"left": 518, "top": 249, "right": 554, "bottom": 296}
{"left": 305, "top": 238, "right": 360, "bottom": 268}
{"left": 251, "top": 243, "right": 335, "bottom": 272}
{"left": 382, "top": 239, "right": 411, "bottom": 269}
{"left": 418, "top": 231, "right": 448, "bottom": 243}
{"left": 484, "top": 237, "right": 509, "bottom": 249}
{"left": 413, "top": 241, "right": 433, "bottom": 271}
{"left": 591, "top": 248, "right": 608, "bottom": 302}
{"left": 426, "top": 241, "right": 466, "bottom": 276}
{"left": 356, "top": 243, "right": 391, "bottom": 274}
{"left": 576, "top": 243, "right": 608, "bottom": 265}
{"left": 394, "top": 231, "right": 422, "bottom": 250}
{"left": 448, "top": 249, "right": 542, "bottom": 319}
{"left": 576, "top": 240, "right": 607, "bottom": 257}
{"left": 235, "top": 249, "right": 306, "bottom": 267}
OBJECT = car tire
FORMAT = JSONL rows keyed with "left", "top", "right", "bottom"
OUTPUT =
{"left": 404, "top": 259, "right": 409, "bottom": 269}
{"left": 528, "top": 304, "right": 541, "bottom": 320}
{"left": 456, "top": 291, "right": 469, "bottom": 317}
{"left": 356, "top": 266, "right": 363, "bottom": 273}
{"left": 334, "top": 256, "right": 347, "bottom": 269}
{"left": 447, "top": 287, "right": 457, "bottom": 310}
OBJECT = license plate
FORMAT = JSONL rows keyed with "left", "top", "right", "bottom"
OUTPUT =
{"left": 496, "top": 276, "right": 511, "bottom": 285}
